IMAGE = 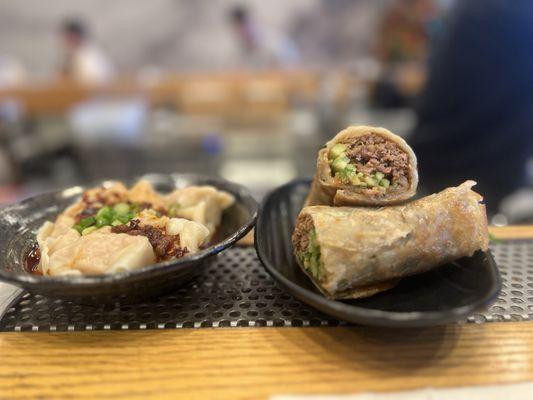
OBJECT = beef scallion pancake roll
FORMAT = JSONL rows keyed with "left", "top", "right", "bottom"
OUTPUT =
{"left": 305, "top": 125, "right": 418, "bottom": 206}
{"left": 293, "top": 181, "right": 488, "bottom": 299}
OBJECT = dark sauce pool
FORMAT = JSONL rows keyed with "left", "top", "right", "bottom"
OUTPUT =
{"left": 24, "top": 242, "right": 42, "bottom": 275}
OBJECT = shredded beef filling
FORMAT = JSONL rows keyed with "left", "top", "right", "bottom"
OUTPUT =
{"left": 343, "top": 134, "right": 409, "bottom": 190}
{"left": 112, "top": 219, "right": 188, "bottom": 262}
{"left": 292, "top": 214, "right": 324, "bottom": 281}
{"left": 292, "top": 214, "right": 314, "bottom": 253}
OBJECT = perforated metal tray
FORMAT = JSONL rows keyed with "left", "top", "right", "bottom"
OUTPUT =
{"left": 0, "top": 240, "right": 531, "bottom": 331}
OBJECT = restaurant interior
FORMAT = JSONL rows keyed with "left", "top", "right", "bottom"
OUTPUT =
{"left": 0, "top": 0, "right": 530, "bottom": 221}
{"left": 1, "top": 0, "right": 533, "bottom": 399}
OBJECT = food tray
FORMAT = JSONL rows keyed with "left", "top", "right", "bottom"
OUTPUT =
{"left": 1, "top": 240, "right": 532, "bottom": 331}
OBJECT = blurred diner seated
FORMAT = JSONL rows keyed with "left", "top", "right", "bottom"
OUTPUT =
{"left": 411, "top": 0, "right": 533, "bottom": 215}
{"left": 371, "top": 0, "right": 442, "bottom": 108}
{"left": 228, "top": 5, "right": 300, "bottom": 70}
{"left": 59, "top": 18, "right": 115, "bottom": 86}
{"left": 0, "top": 55, "right": 26, "bottom": 89}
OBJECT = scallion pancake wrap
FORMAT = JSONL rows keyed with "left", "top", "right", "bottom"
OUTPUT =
{"left": 305, "top": 125, "right": 418, "bottom": 207}
{"left": 293, "top": 181, "right": 489, "bottom": 299}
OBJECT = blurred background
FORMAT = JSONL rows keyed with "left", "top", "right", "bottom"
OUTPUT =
{"left": 0, "top": 0, "right": 531, "bottom": 223}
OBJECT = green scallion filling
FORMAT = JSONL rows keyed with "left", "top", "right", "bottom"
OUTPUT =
{"left": 297, "top": 229, "right": 324, "bottom": 281}
{"left": 328, "top": 143, "right": 391, "bottom": 189}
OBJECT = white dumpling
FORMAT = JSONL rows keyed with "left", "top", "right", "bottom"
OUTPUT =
{"left": 49, "top": 214, "right": 76, "bottom": 238}
{"left": 166, "top": 218, "right": 210, "bottom": 252}
{"left": 36, "top": 218, "right": 81, "bottom": 275}
{"left": 128, "top": 180, "right": 166, "bottom": 209}
{"left": 40, "top": 229, "right": 81, "bottom": 275}
{"left": 62, "top": 201, "right": 85, "bottom": 218}
{"left": 82, "top": 181, "right": 129, "bottom": 205}
{"left": 108, "top": 236, "right": 157, "bottom": 274}
{"left": 36, "top": 221, "right": 54, "bottom": 245}
{"left": 175, "top": 202, "right": 209, "bottom": 229}
{"left": 136, "top": 209, "right": 169, "bottom": 230}
{"left": 36, "top": 222, "right": 55, "bottom": 276}
{"left": 136, "top": 211, "right": 209, "bottom": 253}
{"left": 35, "top": 181, "right": 225, "bottom": 276}
{"left": 46, "top": 228, "right": 155, "bottom": 275}
{"left": 166, "top": 186, "right": 234, "bottom": 236}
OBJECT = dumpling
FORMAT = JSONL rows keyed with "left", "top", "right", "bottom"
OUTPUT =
{"left": 45, "top": 227, "right": 155, "bottom": 275}
{"left": 166, "top": 186, "right": 234, "bottom": 236}
{"left": 136, "top": 211, "right": 210, "bottom": 252}
{"left": 36, "top": 216, "right": 80, "bottom": 276}
{"left": 128, "top": 180, "right": 167, "bottom": 210}
{"left": 136, "top": 209, "right": 169, "bottom": 230}
{"left": 82, "top": 181, "right": 129, "bottom": 205}
{"left": 33, "top": 180, "right": 223, "bottom": 276}
{"left": 62, "top": 201, "right": 85, "bottom": 219}
{"left": 167, "top": 218, "right": 210, "bottom": 252}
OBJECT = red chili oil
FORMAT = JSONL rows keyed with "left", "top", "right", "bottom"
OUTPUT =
{"left": 24, "top": 242, "right": 42, "bottom": 275}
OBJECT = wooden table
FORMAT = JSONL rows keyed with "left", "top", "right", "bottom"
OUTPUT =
{"left": 0, "top": 226, "right": 532, "bottom": 400}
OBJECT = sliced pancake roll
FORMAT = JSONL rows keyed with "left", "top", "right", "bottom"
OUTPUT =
{"left": 293, "top": 181, "right": 488, "bottom": 299}
{"left": 305, "top": 125, "right": 418, "bottom": 206}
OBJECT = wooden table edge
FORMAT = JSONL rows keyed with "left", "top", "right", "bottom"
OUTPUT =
{"left": 1, "top": 225, "right": 533, "bottom": 399}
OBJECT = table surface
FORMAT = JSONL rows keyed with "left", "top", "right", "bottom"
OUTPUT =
{"left": 0, "top": 225, "right": 532, "bottom": 400}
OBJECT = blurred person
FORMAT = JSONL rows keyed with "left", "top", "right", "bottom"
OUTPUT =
{"left": 59, "top": 18, "right": 115, "bottom": 85}
{"left": 371, "top": 0, "right": 443, "bottom": 108}
{"left": 228, "top": 5, "right": 299, "bottom": 69}
{"left": 376, "top": 0, "right": 440, "bottom": 65}
{"left": 0, "top": 55, "right": 26, "bottom": 88}
{"left": 411, "top": 0, "right": 533, "bottom": 214}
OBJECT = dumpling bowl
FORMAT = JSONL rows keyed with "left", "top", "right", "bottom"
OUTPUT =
{"left": 0, "top": 173, "right": 257, "bottom": 303}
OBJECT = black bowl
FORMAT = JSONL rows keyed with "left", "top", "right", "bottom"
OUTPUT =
{"left": 0, "top": 173, "right": 257, "bottom": 303}
{"left": 255, "top": 179, "right": 501, "bottom": 327}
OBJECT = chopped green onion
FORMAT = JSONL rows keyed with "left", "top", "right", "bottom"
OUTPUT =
{"left": 96, "top": 206, "right": 113, "bottom": 219}
{"left": 117, "top": 213, "right": 131, "bottom": 224}
{"left": 113, "top": 203, "right": 130, "bottom": 215}
{"left": 96, "top": 217, "right": 109, "bottom": 228}
{"left": 81, "top": 226, "right": 97, "bottom": 236}
{"left": 328, "top": 143, "right": 347, "bottom": 160}
{"left": 364, "top": 176, "right": 378, "bottom": 187}
{"left": 298, "top": 229, "right": 324, "bottom": 281}
{"left": 336, "top": 164, "right": 357, "bottom": 184}
{"left": 331, "top": 156, "right": 350, "bottom": 173}
{"left": 78, "top": 216, "right": 96, "bottom": 229}
{"left": 130, "top": 203, "right": 140, "bottom": 214}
